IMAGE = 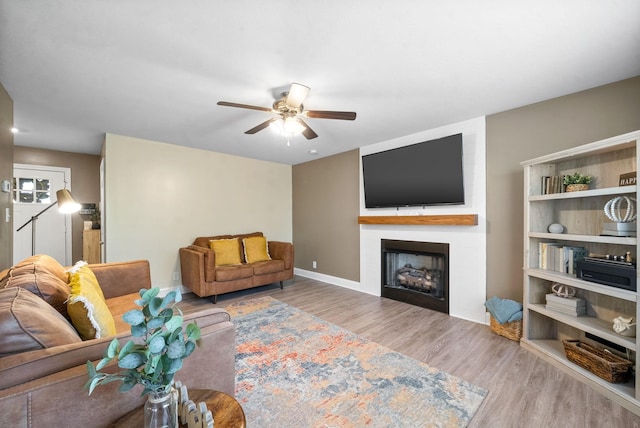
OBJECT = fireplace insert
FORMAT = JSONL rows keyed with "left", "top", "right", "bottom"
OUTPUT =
{"left": 381, "top": 239, "right": 449, "bottom": 314}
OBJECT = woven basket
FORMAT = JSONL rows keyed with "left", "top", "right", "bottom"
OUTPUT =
{"left": 562, "top": 340, "right": 632, "bottom": 383}
{"left": 489, "top": 315, "right": 522, "bottom": 341}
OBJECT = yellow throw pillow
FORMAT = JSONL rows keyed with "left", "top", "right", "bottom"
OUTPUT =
{"left": 67, "top": 265, "right": 116, "bottom": 340}
{"left": 209, "top": 238, "right": 242, "bottom": 266}
{"left": 243, "top": 236, "right": 272, "bottom": 263}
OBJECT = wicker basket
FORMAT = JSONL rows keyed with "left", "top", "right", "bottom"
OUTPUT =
{"left": 489, "top": 315, "right": 522, "bottom": 341}
{"left": 562, "top": 340, "right": 633, "bottom": 383}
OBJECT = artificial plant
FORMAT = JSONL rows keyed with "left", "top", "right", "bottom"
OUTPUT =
{"left": 85, "top": 287, "right": 201, "bottom": 396}
{"left": 563, "top": 172, "right": 592, "bottom": 185}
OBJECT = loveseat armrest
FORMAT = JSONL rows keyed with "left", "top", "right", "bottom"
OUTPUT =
{"left": 179, "top": 246, "right": 216, "bottom": 296}
{"left": 89, "top": 260, "right": 152, "bottom": 299}
{"left": 268, "top": 241, "right": 294, "bottom": 270}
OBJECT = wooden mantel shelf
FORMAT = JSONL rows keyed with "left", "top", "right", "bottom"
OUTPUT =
{"left": 358, "top": 214, "right": 478, "bottom": 226}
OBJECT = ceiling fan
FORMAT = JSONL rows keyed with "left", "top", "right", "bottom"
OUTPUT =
{"left": 217, "top": 83, "right": 356, "bottom": 140}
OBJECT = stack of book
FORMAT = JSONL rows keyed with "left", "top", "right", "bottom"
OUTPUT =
{"left": 545, "top": 293, "right": 586, "bottom": 317}
{"left": 538, "top": 242, "right": 588, "bottom": 274}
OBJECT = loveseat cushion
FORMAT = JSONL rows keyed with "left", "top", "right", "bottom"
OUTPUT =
{"left": 243, "top": 236, "right": 272, "bottom": 263}
{"left": 209, "top": 238, "right": 242, "bottom": 266}
{"left": 67, "top": 264, "right": 116, "bottom": 340}
{"left": 215, "top": 264, "right": 254, "bottom": 282}
{"left": 251, "top": 259, "right": 285, "bottom": 275}
{"left": 0, "top": 287, "right": 82, "bottom": 357}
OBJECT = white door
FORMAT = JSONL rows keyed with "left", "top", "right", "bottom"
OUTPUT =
{"left": 13, "top": 165, "right": 73, "bottom": 266}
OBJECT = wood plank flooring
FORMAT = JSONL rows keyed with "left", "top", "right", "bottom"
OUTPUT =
{"left": 215, "top": 276, "right": 640, "bottom": 427}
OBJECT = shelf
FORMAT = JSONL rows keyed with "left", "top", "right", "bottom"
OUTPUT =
{"left": 357, "top": 214, "right": 478, "bottom": 226}
{"left": 525, "top": 268, "right": 637, "bottom": 301}
{"left": 529, "top": 232, "right": 636, "bottom": 245}
{"left": 529, "top": 303, "right": 636, "bottom": 349}
{"left": 529, "top": 185, "right": 636, "bottom": 201}
{"left": 521, "top": 339, "right": 636, "bottom": 401}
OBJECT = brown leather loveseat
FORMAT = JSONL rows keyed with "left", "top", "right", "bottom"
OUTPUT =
{"left": 0, "top": 256, "right": 236, "bottom": 427}
{"left": 179, "top": 231, "right": 294, "bottom": 303}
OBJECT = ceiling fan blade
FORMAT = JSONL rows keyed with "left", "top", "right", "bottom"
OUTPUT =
{"left": 305, "top": 110, "right": 357, "bottom": 120}
{"left": 245, "top": 118, "right": 278, "bottom": 134}
{"left": 285, "top": 83, "right": 310, "bottom": 108}
{"left": 298, "top": 119, "right": 318, "bottom": 140}
{"left": 217, "top": 101, "right": 272, "bottom": 112}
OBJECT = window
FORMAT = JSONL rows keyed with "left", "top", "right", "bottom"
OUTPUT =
{"left": 13, "top": 177, "right": 51, "bottom": 204}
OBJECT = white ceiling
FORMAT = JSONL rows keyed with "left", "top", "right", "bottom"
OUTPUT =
{"left": 1, "top": 1, "right": 639, "bottom": 165}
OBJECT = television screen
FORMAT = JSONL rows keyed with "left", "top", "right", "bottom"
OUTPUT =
{"left": 362, "top": 133, "right": 464, "bottom": 208}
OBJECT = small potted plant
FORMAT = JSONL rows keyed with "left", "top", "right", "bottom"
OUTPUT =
{"left": 85, "top": 288, "right": 201, "bottom": 428}
{"left": 563, "top": 172, "right": 592, "bottom": 192}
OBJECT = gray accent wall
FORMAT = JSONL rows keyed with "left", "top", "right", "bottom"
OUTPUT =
{"left": 292, "top": 76, "right": 640, "bottom": 304}
{"left": 0, "top": 82, "right": 13, "bottom": 270}
{"left": 293, "top": 150, "right": 360, "bottom": 281}
{"left": 486, "top": 76, "right": 640, "bottom": 303}
{"left": 13, "top": 147, "right": 101, "bottom": 264}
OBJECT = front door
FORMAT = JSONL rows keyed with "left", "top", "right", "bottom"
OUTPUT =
{"left": 13, "top": 164, "right": 73, "bottom": 265}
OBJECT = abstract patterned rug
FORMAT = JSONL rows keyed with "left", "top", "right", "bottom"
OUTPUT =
{"left": 225, "top": 296, "right": 487, "bottom": 427}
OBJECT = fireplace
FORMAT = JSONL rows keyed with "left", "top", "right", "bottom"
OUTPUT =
{"left": 381, "top": 239, "right": 449, "bottom": 314}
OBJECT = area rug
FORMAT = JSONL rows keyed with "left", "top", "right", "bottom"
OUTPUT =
{"left": 225, "top": 296, "right": 487, "bottom": 427}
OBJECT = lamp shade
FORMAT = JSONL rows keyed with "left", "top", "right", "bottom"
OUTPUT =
{"left": 56, "top": 189, "right": 81, "bottom": 214}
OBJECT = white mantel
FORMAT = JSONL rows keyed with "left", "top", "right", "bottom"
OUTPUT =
{"left": 358, "top": 117, "right": 487, "bottom": 324}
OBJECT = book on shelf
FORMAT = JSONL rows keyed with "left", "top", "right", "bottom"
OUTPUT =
{"left": 537, "top": 242, "right": 587, "bottom": 274}
{"left": 545, "top": 293, "right": 585, "bottom": 307}
{"left": 545, "top": 303, "right": 586, "bottom": 316}
{"left": 540, "top": 175, "right": 567, "bottom": 195}
{"left": 539, "top": 242, "right": 561, "bottom": 269}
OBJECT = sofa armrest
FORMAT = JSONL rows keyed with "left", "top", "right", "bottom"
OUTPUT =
{"left": 0, "top": 307, "right": 232, "bottom": 391}
{"left": 268, "top": 241, "right": 294, "bottom": 270}
{"left": 180, "top": 246, "right": 217, "bottom": 290}
{"left": 89, "top": 260, "right": 152, "bottom": 299}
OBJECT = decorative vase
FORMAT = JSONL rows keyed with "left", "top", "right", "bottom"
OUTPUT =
{"left": 566, "top": 183, "right": 589, "bottom": 192}
{"left": 144, "top": 387, "right": 178, "bottom": 428}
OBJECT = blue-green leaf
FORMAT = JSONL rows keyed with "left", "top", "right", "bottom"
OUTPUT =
{"left": 123, "top": 309, "right": 145, "bottom": 326}
{"left": 131, "top": 323, "right": 147, "bottom": 337}
{"left": 119, "top": 340, "right": 135, "bottom": 360}
{"left": 119, "top": 353, "right": 145, "bottom": 369}
{"left": 183, "top": 340, "right": 196, "bottom": 358}
{"left": 148, "top": 335, "right": 166, "bottom": 354}
{"left": 106, "top": 337, "right": 120, "bottom": 358}
{"left": 148, "top": 297, "right": 163, "bottom": 317}
{"left": 186, "top": 323, "right": 201, "bottom": 341}
{"left": 164, "top": 358, "right": 183, "bottom": 374}
{"left": 166, "top": 338, "right": 186, "bottom": 359}
{"left": 165, "top": 315, "right": 183, "bottom": 333}
{"left": 146, "top": 316, "right": 165, "bottom": 330}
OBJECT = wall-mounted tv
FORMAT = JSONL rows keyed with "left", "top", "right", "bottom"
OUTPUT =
{"left": 362, "top": 133, "right": 464, "bottom": 208}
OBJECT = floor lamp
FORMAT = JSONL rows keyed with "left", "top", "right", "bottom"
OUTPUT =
{"left": 16, "top": 189, "right": 81, "bottom": 256}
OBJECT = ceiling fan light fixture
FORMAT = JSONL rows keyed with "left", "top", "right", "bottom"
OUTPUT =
{"left": 270, "top": 116, "right": 305, "bottom": 137}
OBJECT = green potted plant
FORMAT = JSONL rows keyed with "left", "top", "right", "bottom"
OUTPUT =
{"left": 85, "top": 287, "right": 201, "bottom": 428}
{"left": 563, "top": 172, "right": 592, "bottom": 192}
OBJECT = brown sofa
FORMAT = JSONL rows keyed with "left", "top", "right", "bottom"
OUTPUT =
{"left": 0, "top": 258, "right": 236, "bottom": 428}
{"left": 180, "top": 231, "right": 294, "bottom": 303}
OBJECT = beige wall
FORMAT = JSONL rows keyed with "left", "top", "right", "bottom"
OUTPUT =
{"left": 0, "top": 83, "right": 13, "bottom": 270}
{"left": 292, "top": 150, "right": 360, "bottom": 281}
{"left": 486, "top": 76, "right": 640, "bottom": 303}
{"left": 13, "top": 147, "right": 101, "bottom": 263}
{"left": 103, "top": 134, "right": 292, "bottom": 291}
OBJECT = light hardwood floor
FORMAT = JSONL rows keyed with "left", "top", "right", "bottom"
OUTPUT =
{"left": 215, "top": 276, "right": 640, "bottom": 427}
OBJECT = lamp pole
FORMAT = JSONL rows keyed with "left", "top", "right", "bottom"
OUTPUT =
{"left": 16, "top": 201, "right": 59, "bottom": 256}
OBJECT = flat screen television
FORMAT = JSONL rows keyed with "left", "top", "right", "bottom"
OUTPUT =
{"left": 362, "top": 133, "right": 464, "bottom": 208}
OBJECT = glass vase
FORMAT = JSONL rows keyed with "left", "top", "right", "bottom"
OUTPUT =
{"left": 144, "top": 387, "right": 178, "bottom": 428}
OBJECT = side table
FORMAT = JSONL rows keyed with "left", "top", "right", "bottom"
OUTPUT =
{"left": 110, "top": 389, "right": 246, "bottom": 428}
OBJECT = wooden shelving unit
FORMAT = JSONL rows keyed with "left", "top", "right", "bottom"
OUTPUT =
{"left": 521, "top": 130, "right": 640, "bottom": 415}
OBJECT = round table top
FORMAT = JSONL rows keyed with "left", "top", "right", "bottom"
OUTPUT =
{"left": 110, "top": 389, "right": 246, "bottom": 428}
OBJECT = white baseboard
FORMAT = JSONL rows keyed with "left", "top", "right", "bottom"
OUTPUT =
{"left": 294, "top": 268, "right": 378, "bottom": 296}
